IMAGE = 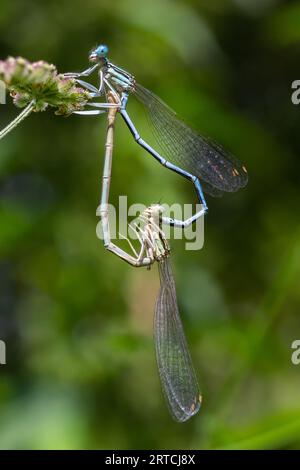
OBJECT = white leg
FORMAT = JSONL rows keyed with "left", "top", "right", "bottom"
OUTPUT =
{"left": 73, "top": 110, "right": 106, "bottom": 115}
{"left": 103, "top": 78, "right": 121, "bottom": 105}
{"left": 63, "top": 64, "right": 99, "bottom": 78}
{"left": 75, "top": 70, "right": 104, "bottom": 97}
{"left": 76, "top": 79, "right": 99, "bottom": 93}
{"left": 86, "top": 103, "right": 120, "bottom": 108}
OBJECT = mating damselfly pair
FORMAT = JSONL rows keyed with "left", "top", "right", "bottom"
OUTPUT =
{"left": 65, "top": 44, "right": 248, "bottom": 227}
{"left": 64, "top": 45, "right": 248, "bottom": 422}
{"left": 0, "top": 45, "right": 248, "bottom": 421}
{"left": 92, "top": 91, "right": 200, "bottom": 421}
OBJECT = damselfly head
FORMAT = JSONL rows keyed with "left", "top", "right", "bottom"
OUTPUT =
{"left": 89, "top": 44, "right": 108, "bottom": 62}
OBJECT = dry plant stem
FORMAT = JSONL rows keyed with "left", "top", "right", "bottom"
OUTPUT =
{"left": 0, "top": 101, "right": 35, "bottom": 140}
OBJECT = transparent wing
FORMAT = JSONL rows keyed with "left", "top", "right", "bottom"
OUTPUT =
{"left": 134, "top": 83, "right": 248, "bottom": 195}
{"left": 155, "top": 259, "right": 201, "bottom": 422}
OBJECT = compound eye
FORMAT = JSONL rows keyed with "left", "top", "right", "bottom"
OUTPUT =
{"left": 97, "top": 44, "right": 108, "bottom": 56}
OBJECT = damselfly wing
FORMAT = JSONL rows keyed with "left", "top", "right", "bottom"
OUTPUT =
{"left": 155, "top": 258, "right": 201, "bottom": 422}
{"left": 134, "top": 83, "right": 248, "bottom": 197}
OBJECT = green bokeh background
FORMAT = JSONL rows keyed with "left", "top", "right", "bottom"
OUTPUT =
{"left": 1, "top": 0, "right": 300, "bottom": 450}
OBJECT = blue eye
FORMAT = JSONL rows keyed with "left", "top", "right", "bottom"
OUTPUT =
{"left": 96, "top": 44, "right": 108, "bottom": 57}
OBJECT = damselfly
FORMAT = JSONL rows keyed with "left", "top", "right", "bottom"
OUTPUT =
{"left": 137, "top": 205, "right": 201, "bottom": 422}
{"left": 98, "top": 95, "right": 201, "bottom": 421}
{"left": 65, "top": 44, "right": 248, "bottom": 228}
{"left": 120, "top": 203, "right": 201, "bottom": 422}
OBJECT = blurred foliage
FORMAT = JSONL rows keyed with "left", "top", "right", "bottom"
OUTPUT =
{"left": 1, "top": 0, "right": 300, "bottom": 450}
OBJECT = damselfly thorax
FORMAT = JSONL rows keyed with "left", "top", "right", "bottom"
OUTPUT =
{"left": 104, "top": 62, "right": 136, "bottom": 94}
{"left": 137, "top": 204, "right": 170, "bottom": 264}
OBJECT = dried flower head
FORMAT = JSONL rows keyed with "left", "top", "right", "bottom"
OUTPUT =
{"left": 0, "top": 57, "right": 89, "bottom": 115}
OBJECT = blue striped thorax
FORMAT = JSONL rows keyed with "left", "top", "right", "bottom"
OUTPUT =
{"left": 105, "top": 63, "right": 135, "bottom": 93}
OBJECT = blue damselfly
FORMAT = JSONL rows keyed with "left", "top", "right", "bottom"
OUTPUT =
{"left": 65, "top": 44, "right": 248, "bottom": 228}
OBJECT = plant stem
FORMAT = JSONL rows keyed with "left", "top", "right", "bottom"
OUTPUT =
{"left": 0, "top": 101, "right": 35, "bottom": 141}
